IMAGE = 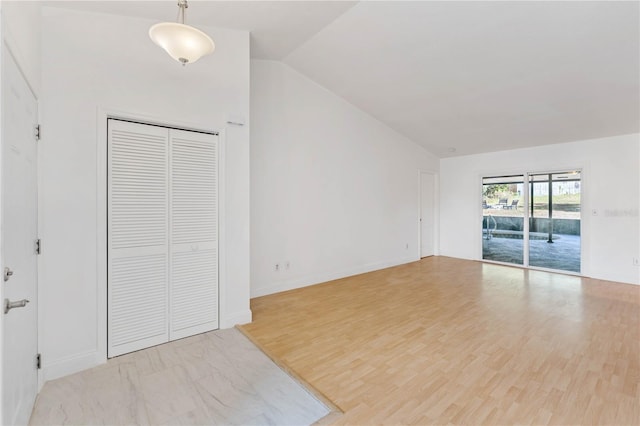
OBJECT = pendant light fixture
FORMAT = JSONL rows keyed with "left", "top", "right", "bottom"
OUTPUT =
{"left": 149, "top": 0, "right": 215, "bottom": 65}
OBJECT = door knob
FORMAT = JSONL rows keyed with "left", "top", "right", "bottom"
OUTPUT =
{"left": 4, "top": 298, "right": 29, "bottom": 314}
{"left": 4, "top": 267, "right": 14, "bottom": 282}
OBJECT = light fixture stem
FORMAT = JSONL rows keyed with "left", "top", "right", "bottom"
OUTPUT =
{"left": 178, "top": 0, "right": 188, "bottom": 24}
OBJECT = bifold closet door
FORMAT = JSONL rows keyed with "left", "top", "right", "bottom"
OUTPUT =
{"left": 108, "top": 120, "right": 169, "bottom": 357}
{"left": 169, "top": 128, "right": 219, "bottom": 340}
{"left": 108, "top": 120, "right": 219, "bottom": 357}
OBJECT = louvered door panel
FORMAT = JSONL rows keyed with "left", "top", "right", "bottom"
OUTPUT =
{"left": 171, "top": 249, "right": 218, "bottom": 333}
{"left": 169, "top": 129, "right": 219, "bottom": 339}
{"left": 110, "top": 254, "right": 167, "bottom": 347}
{"left": 108, "top": 120, "right": 169, "bottom": 357}
{"left": 171, "top": 134, "right": 217, "bottom": 244}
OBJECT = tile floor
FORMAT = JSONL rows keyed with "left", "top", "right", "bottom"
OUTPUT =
{"left": 29, "top": 328, "right": 330, "bottom": 425}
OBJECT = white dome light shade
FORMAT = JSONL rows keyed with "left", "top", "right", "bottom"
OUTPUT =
{"left": 149, "top": 22, "right": 215, "bottom": 65}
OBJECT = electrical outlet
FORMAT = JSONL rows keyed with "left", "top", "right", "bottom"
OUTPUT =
{"left": 285, "top": 261, "right": 290, "bottom": 270}
{"left": 633, "top": 258, "right": 639, "bottom": 267}
{"left": 275, "top": 263, "right": 280, "bottom": 271}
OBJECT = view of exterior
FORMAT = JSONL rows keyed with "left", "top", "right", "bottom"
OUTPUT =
{"left": 482, "top": 171, "right": 581, "bottom": 273}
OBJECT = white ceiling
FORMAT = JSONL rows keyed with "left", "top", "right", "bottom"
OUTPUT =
{"left": 43, "top": 1, "right": 358, "bottom": 59}
{"left": 284, "top": 1, "right": 640, "bottom": 157}
{"left": 45, "top": 1, "right": 639, "bottom": 157}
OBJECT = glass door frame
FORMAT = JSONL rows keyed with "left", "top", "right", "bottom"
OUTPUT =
{"left": 480, "top": 168, "right": 583, "bottom": 275}
{"left": 481, "top": 174, "right": 528, "bottom": 266}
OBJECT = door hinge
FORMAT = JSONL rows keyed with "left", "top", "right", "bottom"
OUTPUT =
{"left": 34, "top": 124, "right": 41, "bottom": 141}
{"left": 35, "top": 239, "right": 42, "bottom": 255}
{"left": 36, "top": 353, "right": 42, "bottom": 370}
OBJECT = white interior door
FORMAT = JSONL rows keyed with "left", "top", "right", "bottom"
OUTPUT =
{"left": 2, "top": 48, "right": 39, "bottom": 425}
{"left": 108, "top": 120, "right": 169, "bottom": 357}
{"left": 420, "top": 172, "right": 435, "bottom": 258}
{"left": 169, "top": 129, "right": 218, "bottom": 340}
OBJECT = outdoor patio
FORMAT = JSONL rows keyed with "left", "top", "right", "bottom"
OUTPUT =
{"left": 482, "top": 234, "right": 581, "bottom": 273}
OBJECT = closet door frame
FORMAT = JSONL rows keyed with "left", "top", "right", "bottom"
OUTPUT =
{"left": 96, "top": 109, "right": 226, "bottom": 363}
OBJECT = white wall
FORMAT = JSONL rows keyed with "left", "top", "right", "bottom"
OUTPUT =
{"left": 250, "top": 60, "right": 439, "bottom": 297}
{"left": 440, "top": 133, "right": 640, "bottom": 285}
{"left": 39, "top": 8, "right": 250, "bottom": 381}
{"left": 0, "top": 1, "right": 41, "bottom": 95}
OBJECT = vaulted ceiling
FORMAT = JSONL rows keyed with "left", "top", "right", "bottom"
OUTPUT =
{"left": 43, "top": 1, "right": 358, "bottom": 59}
{"left": 46, "top": 1, "right": 640, "bottom": 157}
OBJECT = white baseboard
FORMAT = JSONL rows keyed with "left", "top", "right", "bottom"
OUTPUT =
{"left": 220, "top": 309, "right": 253, "bottom": 328}
{"left": 251, "top": 256, "right": 418, "bottom": 298}
{"left": 588, "top": 270, "right": 640, "bottom": 286}
{"left": 42, "top": 350, "right": 102, "bottom": 382}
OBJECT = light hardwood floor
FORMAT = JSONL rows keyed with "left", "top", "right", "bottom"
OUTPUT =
{"left": 240, "top": 256, "right": 640, "bottom": 425}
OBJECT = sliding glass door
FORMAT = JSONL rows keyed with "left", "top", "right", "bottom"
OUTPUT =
{"left": 528, "top": 172, "right": 581, "bottom": 272}
{"left": 482, "top": 175, "right": 525, "bottom": 265}
{"left": 482, "top": 170, "right": 581, "bottom": 274}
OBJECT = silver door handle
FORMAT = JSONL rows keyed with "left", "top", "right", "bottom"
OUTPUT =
{"left": 4, "top": 298, "right": 29, "bottom": 314}
{"left": 4, "top": 267, "right": 14, "bottom": 282}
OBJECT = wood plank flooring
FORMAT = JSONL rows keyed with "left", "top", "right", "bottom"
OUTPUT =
{"left": 240, "top": 256, "right": 640, "bottom": 425}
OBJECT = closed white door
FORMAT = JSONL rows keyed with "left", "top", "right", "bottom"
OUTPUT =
{"left": 2, "top": 49, "right": 39, "bottom": 425}
{"left": 420, "top": 172, "right": 435, "bottom": 258}
{"left": 169, "top": 129, "right": 218, "bottom": 340}
{"left": 108, "top": 120, "right": 169, "bottom": 357}
{"left": 108, "top": 120, "right": 218, "bottom": 357}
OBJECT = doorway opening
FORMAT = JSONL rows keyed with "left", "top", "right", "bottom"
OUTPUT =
{"left": 420, "top": 172, "right": 436, "bottom": 258}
